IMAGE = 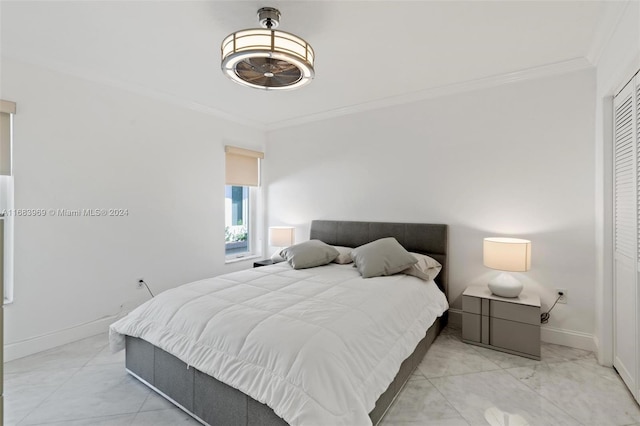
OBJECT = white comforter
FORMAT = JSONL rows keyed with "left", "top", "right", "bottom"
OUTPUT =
{"left": 110, "top": 262, "right": 448, "bottom": 426}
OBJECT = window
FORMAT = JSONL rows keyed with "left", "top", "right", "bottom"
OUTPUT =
{"left": 0, "top": 100, "right": 15, "bottom": 303}
{"left": 225, "top": 185, "right": 249, "bottom": 255}
{"left": 0, "top": 175, "right": 13, "bottom": 303}
{"left": 224, "top": 145, "right": 263, "bottom": 260}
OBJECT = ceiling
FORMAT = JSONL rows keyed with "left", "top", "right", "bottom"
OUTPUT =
{"left": 0, "top": 1, "right": 628, "bottom": 129}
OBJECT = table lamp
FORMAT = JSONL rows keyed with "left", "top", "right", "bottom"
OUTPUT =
{"left": 483, "top": 237, "right": 531, "bottom": 298}
{"left": 269, "top": 226, "right": 295, "bottom": 261}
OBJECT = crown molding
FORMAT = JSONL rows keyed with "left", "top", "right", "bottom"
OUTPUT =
{"left": 4, "top": 54, "right": 593, "bottom": 134}
{"left": 266, "top": 57, "right": 594, "bottom": 131}
{"left": 586, "top": 0, "right": 633, "bottom": 66}
{"left": 2, "top": 54, "right": 267, "bottom": 131}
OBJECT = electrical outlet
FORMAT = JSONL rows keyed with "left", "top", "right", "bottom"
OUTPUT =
{"left": 137, "top": 278, "right": 144, "bottom": 289}
{"left": 556, "top": 288, "right": 567, "bottom": 304}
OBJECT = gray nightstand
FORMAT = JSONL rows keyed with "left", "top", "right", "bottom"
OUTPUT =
{"left": 462, "top": 286, "right": 541, "bottom": 360}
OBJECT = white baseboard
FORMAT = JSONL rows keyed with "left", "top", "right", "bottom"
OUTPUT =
{"left": 4, "top": 315, "right": 117, "bottom": 362}
{"left": 593, "top": 335, "right": 613, "bottom": 366}
{"left": 447, "top": 308, "right": 596, "bottom": 352}
{"left": 540, "top": 326, "right": 596, "bottom": 352}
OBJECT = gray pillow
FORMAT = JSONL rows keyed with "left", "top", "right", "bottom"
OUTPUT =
{"left": 279, "top": 240, "right": 340, "bottom": 269}
{"left": 351, "top": 237, "right": 418, "bottom": 278}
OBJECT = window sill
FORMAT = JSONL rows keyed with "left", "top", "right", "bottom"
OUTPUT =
{"left": 224, "top": 254, "right": 261, "bottom": 264}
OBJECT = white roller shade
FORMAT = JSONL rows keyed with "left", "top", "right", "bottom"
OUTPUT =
{"left": 225, "top": 145, "right": 264, "bottom": 187}
{"left": 0, "top": 100, "right": 15, "bottom": 177}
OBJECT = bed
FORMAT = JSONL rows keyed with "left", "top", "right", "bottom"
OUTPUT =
{"left": 110, "top": 220, "right": 449, "bottom": 426}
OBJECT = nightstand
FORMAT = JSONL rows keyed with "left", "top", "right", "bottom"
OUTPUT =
{"left": 253, "top": 259, "right": 275, "bottom": 268}
{"left": 462, "top": 286, "right": 541, "bottom": 360}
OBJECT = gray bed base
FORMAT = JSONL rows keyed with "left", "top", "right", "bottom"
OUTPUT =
{"left": 125, "top": 220, "right": 449, "bottom": 425}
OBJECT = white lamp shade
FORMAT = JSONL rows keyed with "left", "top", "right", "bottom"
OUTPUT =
{"left": 483, "top": 237, "right": 531, "bottom": 272}
{"left": 269, "top": 226, "right": 295, "bottom": 247}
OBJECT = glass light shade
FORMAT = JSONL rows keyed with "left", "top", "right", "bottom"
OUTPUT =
{"left": 483, "top": 237, "right": 531, "bottom": 272}
{"left": 221, "top": 28, "right": 315, "bottom": 90}
{"left": 269, "top": 226, "right": 295, "bottom": 247}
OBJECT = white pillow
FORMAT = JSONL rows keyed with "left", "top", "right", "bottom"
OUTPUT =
{"left": 270, "top": 252, "right": 286, "bottom": 263}
{"left": 332, "top": 246, "right": 353, "bottom": 264}
{"left": 402, "top": 252, "right": 442, "bottom": 281}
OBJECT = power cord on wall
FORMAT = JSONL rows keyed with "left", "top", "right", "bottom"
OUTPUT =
{"left": 138, "top": 279, "right": 155, "bottom": 298}
{"left": 540, "top": 292, "right": 563, "bottom": 324}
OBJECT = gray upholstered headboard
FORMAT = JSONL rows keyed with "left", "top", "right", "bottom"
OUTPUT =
{"left": 309, "top": 220, "right": 448, "bottom": 296}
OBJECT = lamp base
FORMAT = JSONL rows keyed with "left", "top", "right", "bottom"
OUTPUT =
{"left": 488, "top": 272, "right": 523, "bottom": 298}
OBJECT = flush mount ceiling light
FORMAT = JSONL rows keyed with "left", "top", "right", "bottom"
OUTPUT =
{"left": 221, "top": 7, "right": 315, "bottom": 90}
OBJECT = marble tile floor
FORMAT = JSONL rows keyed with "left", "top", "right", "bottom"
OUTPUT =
{"left": 382, "top": 327, "right": 640, "bottom": 426}
{"left": 4, "top": 327, "right": 640, "bottom": 426}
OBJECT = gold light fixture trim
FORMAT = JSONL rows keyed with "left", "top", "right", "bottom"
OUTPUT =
{"left": 221, "top": 7, "right": 315, "bottom": 90}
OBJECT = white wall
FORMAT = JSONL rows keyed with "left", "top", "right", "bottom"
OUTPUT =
{"left": 594, "top": 0, "right": 640, "bottom": 365}
{"left": 265, "top": 69, "right": 597, "bottom": 349}
{"left": 1, "top": 59, "right": 265, "bottom": 360}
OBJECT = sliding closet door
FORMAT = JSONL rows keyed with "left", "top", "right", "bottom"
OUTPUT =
{"left": 614, "top": 75, "right": 639, "bottom": 402}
